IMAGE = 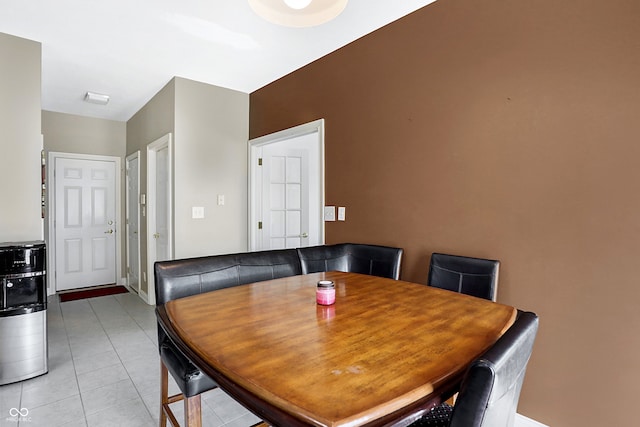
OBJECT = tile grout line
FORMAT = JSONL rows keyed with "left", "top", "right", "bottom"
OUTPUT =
{"left": 113, "top": 293, "right": 158, "bottom": 347}
{"left": 112, "top": 294, "right": 256, "bottom": 426}
{"left": 62, "top": 295, "right": 135, "bottom": 425}
{"left": 57, "top": 295, "right": 90, "bottom": 426}
{"left": 89, "top": 295, "right": 157, "bottom": 424}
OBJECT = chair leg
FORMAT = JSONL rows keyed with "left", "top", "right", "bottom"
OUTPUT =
{"left": 160, "top": 360, "right": 169, "bottom": 427}
{"left": 184, "top": 394, "right": 202, "bottom": 427}
{"left": 160, "top": 360, "right": 182, "bottom": 427}
{"left": 160, "top": 358, "right": 206, "bottom": 427}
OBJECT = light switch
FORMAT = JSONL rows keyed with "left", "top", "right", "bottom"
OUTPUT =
{"left": 324, "top": 206, "right": 336, "bottom": 221}
{"left": 217, "top": 195, "right": 225, "bottom": 206}
{"left": 338, "top": 206, "right": 346, "bottom": 221}
{"left": 192, "top": 206, "right": 205, "bottom": 219}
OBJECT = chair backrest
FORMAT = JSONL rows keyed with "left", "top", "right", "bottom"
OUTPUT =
{"left": 428, "top": 253, "right": 500, "bottom": 301}
{"left": 154, "top": 249, "right": 302, "bottom": 305}
{"left": 297, "top": 243, "right": 403, "bottom": 279}
{"left": 449, "top": 311, "right": 539, "bottom": 427}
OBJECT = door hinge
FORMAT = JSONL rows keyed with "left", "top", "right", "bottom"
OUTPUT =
{"left": 258, "top": 221, "right": 263, "bottom": 230}
{"left": 258, "top": 158, "right": 263, "bottom": 166}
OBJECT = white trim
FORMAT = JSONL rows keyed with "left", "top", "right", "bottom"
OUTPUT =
{"left": 248, "top": 119, "right": 325, "bottom": 251}
{"left": 47, "top": 151, "right": 122, "bottom": 296}
{"left": 139, "top": 288, "right": 149, "bottom": 304}
{"left": 516, "top": 413, "right": 549, "bottom": 427}
{"left": 125, "top": 151, "right": 142, "bottom": 300}
{"left": 146, "top": 133, "right": 173, "bottom": 306}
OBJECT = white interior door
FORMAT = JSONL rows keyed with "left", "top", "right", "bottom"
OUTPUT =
{"left": 125, "top": 152, "right": 140, "bottom": 294}
{"left": 261, "top": 148, "right": 309, "bottom": 249}
{"left": 249, "top": 119, "right": 324, "bottom": 251}
{"left": 147, "top": 134, "right": 173, "bottom": 305}
{"left": 154, "top": 146, "right": 170, "bottom": 261}
{"left": 54, "top": 157, "right": 117, "bottom": 291}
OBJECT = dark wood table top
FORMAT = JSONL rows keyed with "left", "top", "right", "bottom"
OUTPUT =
{"left": 158, "top": 271, "right": 516, "bottom": 427}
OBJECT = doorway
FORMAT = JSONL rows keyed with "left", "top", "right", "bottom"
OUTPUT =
{"left": 146, "top": 134, "right": 173, "bottom": 305}
{"left": 249, "top": 119, "right": 325, "bottom": 251}
{"left": 125, "top": 151, "right": 140, "bottom": 295}
{"left": 48, "top": 152, "right": 121, "bottom": 292}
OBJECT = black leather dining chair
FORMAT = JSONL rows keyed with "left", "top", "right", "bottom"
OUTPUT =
{"left": 155, "top": 265, "right": 218, "bottom": 427}
{"left": 428, "top": 253, "right": 500, "bottom": 301}
{"left": 154, "top": 249, "right": 301, "bottom": 427}
{"left": 409, "top": 310, "right": 539, "bottom": 427}
{"left": 297, "top": 243, "right": 403, "bottom": 280}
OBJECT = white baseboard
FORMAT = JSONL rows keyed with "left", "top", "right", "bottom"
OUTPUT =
{"left": 138, "top": 288, "right": 151, "bottom": 305}
{"left": 516, "top": 413, "right": 549, "bottom": 427}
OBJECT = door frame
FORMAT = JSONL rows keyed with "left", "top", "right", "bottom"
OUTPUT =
{"left": 146, "top": 133, "right": 173, "bottom": 306}
{"left": 47, "top": 152, "right": 122, "bottom": 295}
{"left": 248, "top": 119, "right": 325, "bottom": 251}
{"left": 125, "top": 151, "right": 141, "bottom": 295}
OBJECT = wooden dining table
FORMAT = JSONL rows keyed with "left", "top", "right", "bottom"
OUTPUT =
{"left": 156, "top": 271, "right": 517, "bottom": 427}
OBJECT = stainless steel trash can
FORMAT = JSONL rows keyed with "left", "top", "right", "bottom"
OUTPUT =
{"left": 0, "top": 241, "right": 48, "bottom": 385}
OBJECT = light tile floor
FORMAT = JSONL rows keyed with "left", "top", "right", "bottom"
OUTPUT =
{"left": 0, "top": 292, "right": 262, "bottom": 427}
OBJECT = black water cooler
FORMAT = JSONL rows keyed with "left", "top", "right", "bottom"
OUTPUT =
{"left": 0, "top": 241, "right": 48, "bottom": 385}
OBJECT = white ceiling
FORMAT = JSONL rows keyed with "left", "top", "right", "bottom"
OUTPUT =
{"left": 0, "top": 0, "right": 437, "bottom": 122}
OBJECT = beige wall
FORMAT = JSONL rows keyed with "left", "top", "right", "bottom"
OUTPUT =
{"left": 126, "top": 79, "right": 176, "bottom": 296}
{"left": 249, "top": 0, "right": 640, "bottom": 426}
{"left": 41, "top": 110, "right": 127, "bottom": 281}
{"left": 174, "top": 78, "right": 249, "bottom": 258}
{"left": 42, "top": 110, "right": 126, "bottom": 157}
{"left": 0, "top": 33, "right": 43, "bottom": 242}
{"left": 126, "top": 77, "right": 249, "bottom": 297}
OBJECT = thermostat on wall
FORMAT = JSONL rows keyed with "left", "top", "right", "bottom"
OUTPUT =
{"left": 324, "top": 206, "right": 336, "bottom": 221}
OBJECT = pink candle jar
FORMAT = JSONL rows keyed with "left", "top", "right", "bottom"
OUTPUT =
{"left": 316, "top": 280, "right": 336, "bottom": 305}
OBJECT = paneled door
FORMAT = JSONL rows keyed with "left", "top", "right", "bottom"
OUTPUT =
{"left": 125, "top": 152, "right": 140, "bottom": 294}
{"left": 261, "top": 147, "right": 309, "bottom": 249}
{"left": 249, "top": 119, "right": 325, "bottom": 251}
{"left": 151, "top": 144, "right": 171, "bottom": 261}
{"left": 54, "top": 157, "right": 117, "bottom": 291}
{"left": 147, "top": 133, "right": 173, "bottom": 305}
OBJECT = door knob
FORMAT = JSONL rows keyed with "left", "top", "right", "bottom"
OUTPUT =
{"left": 104, "top": 229, "right": 113, "bottom": 234}
{"left": 301, "top": 232, "right": 309, "bottom": 238}
{"left": 154, "top": 233, "right": 160, "bottom": 239}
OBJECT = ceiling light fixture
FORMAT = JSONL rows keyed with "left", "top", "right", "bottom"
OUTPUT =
{"left": 249, "top": 0, "right": 348, "bottom": 28}
{"left": 283, "top": 0, "right": 312, "bottom": 9}
{"left": 84, "top": 91, "right": 110, "bottom": 105}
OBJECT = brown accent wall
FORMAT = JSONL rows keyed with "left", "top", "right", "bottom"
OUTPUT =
{"left": 250, "top": 0, "right": 640, "bottom": 425}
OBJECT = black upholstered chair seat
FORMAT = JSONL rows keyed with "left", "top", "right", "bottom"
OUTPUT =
{"left": 410, "top": 403, "right": 453, "bottom": 427}
{"left": 159, "top": 336, "right": 217, "bottom": 398}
